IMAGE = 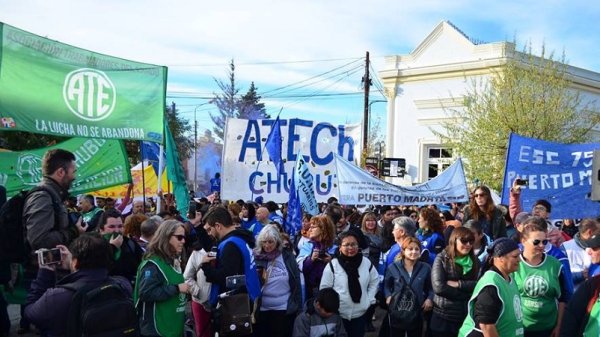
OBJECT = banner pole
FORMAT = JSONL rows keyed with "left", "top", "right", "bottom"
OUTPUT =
{"left": 141, "top": 159, "right": 147, "bottom": 207}
{"left": 157, "top": 144, "right": 165, "bottom": 213}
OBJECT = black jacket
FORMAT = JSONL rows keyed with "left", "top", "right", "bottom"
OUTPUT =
{"left": 110, "top": 236, "right": 143, "bottom": 286}
{"left": 559, "top": 275, "right": 600, "bottom": 337}
{"left": 431, "top": 250, "right": 479, "bottom": 323}
{"left": 201, "top": 229, "right": 255, "bottom": 294}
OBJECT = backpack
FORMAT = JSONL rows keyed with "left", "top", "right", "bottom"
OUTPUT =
{"left": 0, "top": 186, "right": 60, "bottom": 263}
{"left": 387, "top": 263, "right": 419, "bottom": 330}
{"left": 61, "top": 278, "right": 139, "bottom": 337}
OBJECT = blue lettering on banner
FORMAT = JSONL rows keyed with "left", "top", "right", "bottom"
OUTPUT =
{"left": 310, "top": 123, "right": 336, "bottom": 165}
{"left": 239, "top": 120, "right": 262, "bottom": 161}
{"left": 249, "top": 170, "right": 291, "bottom": 194}
{"left": 287, "top": 119, "right": 312, "bottom": 162}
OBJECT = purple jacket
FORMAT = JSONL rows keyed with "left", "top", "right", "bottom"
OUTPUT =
{"left": 24, "top": 267, "right": 131, "bottom": 337}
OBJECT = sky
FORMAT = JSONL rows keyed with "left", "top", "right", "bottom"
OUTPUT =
{"left": 2, "top": 0, "right": 600, "bottom": 139}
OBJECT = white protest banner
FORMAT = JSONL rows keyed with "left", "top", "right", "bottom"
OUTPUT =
{"left": 221, "top": 118, "right": 361, "bottom": 202}
{"left": 335, "top": 154, "right": 469, "bottom": 205}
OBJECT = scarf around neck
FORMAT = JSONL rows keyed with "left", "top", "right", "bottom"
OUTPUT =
{"left": 337, "top": 253, "right": 363, "bottom": 303}
{"left": 455, "top": 255, "right": 473, "bottom": 275}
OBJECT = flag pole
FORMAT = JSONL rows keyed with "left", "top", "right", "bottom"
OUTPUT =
{"left": 251, "top": 108, "right": 284, "bottom": 201}
{"left": 156, "top": 144, "right": 165, "bottom": 213}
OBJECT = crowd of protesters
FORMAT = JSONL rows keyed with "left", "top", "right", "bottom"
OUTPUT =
{"left": 1, "top": 149, "right": 600, "bottom": 337}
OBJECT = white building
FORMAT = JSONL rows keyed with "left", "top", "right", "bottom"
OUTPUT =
{"left": 379, "top": 20, "right": 600, "bottom": 185}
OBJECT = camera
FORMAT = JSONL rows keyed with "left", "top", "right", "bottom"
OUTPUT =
{"left": 515, "top": 179, "right": 529, "bottom": 186}
{"left": 318, "top": 251, "right": 328, "bottom": 260}
{"left": 36, "top": 248, "right": 62, "bottom": 266}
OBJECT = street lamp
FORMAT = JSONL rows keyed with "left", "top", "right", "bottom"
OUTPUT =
{"left": 193, "top": 102, "right": 212, "bottom": 192}
{"left": 366, "top": 99, "right": 387, "bottom": 155}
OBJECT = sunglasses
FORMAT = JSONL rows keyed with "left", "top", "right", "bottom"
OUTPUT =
{"left": 172, "top": 234, "right": 186, "bottom": 241}
{"left": 473, "top": 193, "right": 486, "bottom": 198}
{"left": 106, "top": 224, "right": 123, "bottom": 229}
{"left": 531, "top": 239, "right": 548, "bottom": 246}
{"left": 458, "top": 237, "right": 474, "bottom": 245}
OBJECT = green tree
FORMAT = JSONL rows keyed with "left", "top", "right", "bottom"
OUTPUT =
{"left": 210, "top": 59, "right": 240, "bottom": 141}
{"left": 436, "top": 44, "right": 600, "bottom": 190}
{"left": 239, "top": 82, "right": 270, "bottom": 119}
{"left": 0, "top": 132, "right": 68, "bottom": 151}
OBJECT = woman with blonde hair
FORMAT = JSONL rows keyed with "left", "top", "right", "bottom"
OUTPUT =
{"left": 134, "top": 220, "right": 189, "bottom": 337}
{"left": 382, "top": 237, "right": 433, "bottom": 337}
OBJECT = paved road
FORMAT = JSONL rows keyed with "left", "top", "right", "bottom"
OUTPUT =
{"left": 8, "top": 303, "right": 385, "bottom": 337}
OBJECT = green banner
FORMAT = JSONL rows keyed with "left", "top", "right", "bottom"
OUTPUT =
{"left": 0, "top": 138, "right": 132, "bottom": 197}
{"left": 0, "top": 23, "right": 166, "bottom": 143}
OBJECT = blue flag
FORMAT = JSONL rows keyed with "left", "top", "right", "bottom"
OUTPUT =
{"left": 265, "top": 116, "right": 284, "bottom": 175}
{"left": 286, "top": 169, "right": 302, "bottom": 239}
{"left": 140, "top": 141, "right": 165, "bottom": 175}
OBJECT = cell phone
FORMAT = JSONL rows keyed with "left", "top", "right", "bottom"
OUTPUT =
{"left": 515, "top": 179, "right": 529, "bottom": 186}
{"left": 209, "top": 246, "right": 218, "bottom": 257}
{"left": 188, "top": 201, "right": 197, "bottom": 218}
{"left": 37, "top": 248, "right": 62, "bottom": 266}
{"left": 225, "top": 275, "right": 246, "bottom": 290}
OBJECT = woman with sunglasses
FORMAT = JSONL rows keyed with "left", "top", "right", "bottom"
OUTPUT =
{"left": 431, "top": 227, "right": 480, "bottom": 337}
{"left": 134, "top": 220, "right": 189, "bottom": 337}
{"left": 463, "top": 185, "right": 507, "bottom": 240}
{"left": 515, "top": 219, "right": 570, "bottom": 337}
{"left": 458, "top": 238, "right": 523, "bottom": 337}
{"left": 320, "top": 231, "right": 379, "bottom": 337}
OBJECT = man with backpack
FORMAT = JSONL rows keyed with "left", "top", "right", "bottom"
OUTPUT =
{"left": 24, "top": 234, "right": 136, "bottom": 337}
{"left": 23, "top": 149, "right": 86, "bottom": 252}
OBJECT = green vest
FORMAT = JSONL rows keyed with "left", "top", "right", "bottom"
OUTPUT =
{"left": 459, "top": 270, "right": 524, "bottom": 337}
{"left": 584, "top": 298, "right": 600, "bottom": 337}
{"left": 514, "top": 255, "right": 562, "bottom": 331}
{"left": 134, "top": 256, "right": 186, "bottom": 337}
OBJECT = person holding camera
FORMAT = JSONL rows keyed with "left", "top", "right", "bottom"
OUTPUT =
{"left": 24, "top": 234, "right": 132, "bottom": 336}
{"left": 135, "top": 220, "right": 189, "bottom": 337}
{"left": 297, "top": 215, "right": 337, "bottom": 300}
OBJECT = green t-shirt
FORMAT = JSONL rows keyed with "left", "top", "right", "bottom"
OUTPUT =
{"left": 584, "top": 297, "right": 600, "bottom": 337}
{"left": 514, "top": 254, "right": 562, "bottom": 331}
{"left": 459, "top": 270, "right": 524, "bottom": 337}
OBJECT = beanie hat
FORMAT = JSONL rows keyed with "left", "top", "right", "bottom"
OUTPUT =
{"left": 488, "top": 238, "right": 519, "bottom": 257}
{"left": 534, "top": 199, "right": 552, "bottom": 213}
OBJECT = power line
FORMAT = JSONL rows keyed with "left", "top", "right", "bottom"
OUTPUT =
{"left": 167, "top": 56, "right": 364, "bottom": 67}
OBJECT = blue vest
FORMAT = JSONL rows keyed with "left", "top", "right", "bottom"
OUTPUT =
{"left": 418, "top": 231, "right": 443, "bottom": 265}
{"left": 209, "top": 236, "right": 261, "bottom": 304}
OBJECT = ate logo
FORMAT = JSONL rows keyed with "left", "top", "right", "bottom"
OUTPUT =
{"left": 524, "top": 275, "right": 549, "bottom": 298}
{"left": 63, "top": 68, "right": 116, "bottom": 121}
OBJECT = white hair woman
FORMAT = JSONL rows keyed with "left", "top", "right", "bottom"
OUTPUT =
{"left": 253, "top": 224, "right": 302, "bottom": 337}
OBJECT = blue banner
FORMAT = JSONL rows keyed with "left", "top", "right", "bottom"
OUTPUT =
{"left": 335, "top": 154, "right": 469, "bottom": 205}
{"left": 140, "top": 140, "right": 164, "bottom": 175}
{"left": 501, "top": 133, "right": 598, "bottom": 219}
{"left": 295, "top": 154, "right": 320, "bottom": 216}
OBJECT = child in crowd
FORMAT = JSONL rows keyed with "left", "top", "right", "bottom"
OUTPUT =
{"left": 292, "top": 287, "right": 347, "bottom": 337}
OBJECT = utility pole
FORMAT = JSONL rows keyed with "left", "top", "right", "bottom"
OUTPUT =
{"left": 362, "top": 51, "right": 370, "bottom": 160}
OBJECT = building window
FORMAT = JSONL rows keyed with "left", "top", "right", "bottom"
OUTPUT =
{"left": 426, "top": 147, "right": 453, "bottom": 180}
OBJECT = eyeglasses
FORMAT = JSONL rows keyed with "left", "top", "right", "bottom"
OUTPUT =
{"left": 473, "top": 193, "right": 486, "bottom": 198}
{"left": 342, "top": 243, "right": 359, "bottom": 248}
{"left": 459, "top": 238, "right": 474, "bottom": 245}
{"left": 172, "top": 234, "right": 186, "bottom": 241}
{"left": 106, "top": 224, "right": 123, "bottom": 229}
{"left": 531, "top": 239, "right": 548, "bottom": 246}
